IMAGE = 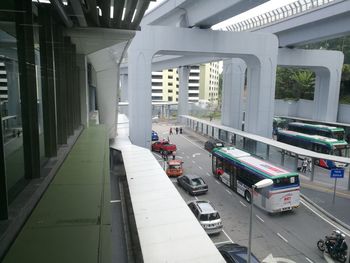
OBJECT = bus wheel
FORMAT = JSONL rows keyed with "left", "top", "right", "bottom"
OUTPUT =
{"left": 245, "top": 191, "right": 251, "bottom": 203}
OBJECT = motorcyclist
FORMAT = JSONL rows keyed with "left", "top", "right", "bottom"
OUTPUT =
{"left": 326, "top": 230, "right": 347, "bottom": 254}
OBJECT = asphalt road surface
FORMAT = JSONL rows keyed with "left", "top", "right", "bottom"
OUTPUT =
{"left": 152, "top": 123, "right": 345, "bottom": 263}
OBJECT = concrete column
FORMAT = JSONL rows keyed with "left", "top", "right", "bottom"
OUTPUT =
{"left": 96, "top": 67, "right": 119, "bottom": 138}
{"left": 245, "top": 57, "right": 277, "bottom": 138}
{"left": 128, "top": 50, "right": 153, "bottom": 148}
{"left": 313, "top": 67, "right": 342, "bottom": 122}
{"left": 76, "top": 54, "right": 89, "bottom": 128}
{"left": 221, "top": 58, "right": 246, "bottom": 130}
{"left": 178, "top": 66, "right": 190, "bottom": 122}
{"left": 88, "top": 48, "right": 119, "bottom": 138}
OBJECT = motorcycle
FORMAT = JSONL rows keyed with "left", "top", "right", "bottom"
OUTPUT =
{"left": 317, "top": 234, "right": 347, "bottom": 263}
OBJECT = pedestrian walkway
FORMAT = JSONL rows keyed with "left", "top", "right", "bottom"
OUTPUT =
{"left": 2, "top": 125, "right": 111, "bottom": 263}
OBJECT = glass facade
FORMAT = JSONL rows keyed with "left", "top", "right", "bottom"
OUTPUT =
{"left": 0, "top": 29, "right": 26, "bottom": 202}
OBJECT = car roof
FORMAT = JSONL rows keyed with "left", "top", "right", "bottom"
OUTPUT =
{"left": 185, "top": 174, "right": 203, "bottom": 180}
{"left": 196, "top": 200, "right": 216, "bottom": 214}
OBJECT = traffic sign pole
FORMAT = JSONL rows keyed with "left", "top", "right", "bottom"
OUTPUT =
{"left": 332, "top": 178, "right": 337, "bottom": 205}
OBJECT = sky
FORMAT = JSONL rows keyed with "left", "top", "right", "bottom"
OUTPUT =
{"left": 146, "top": 0, "right": 298, "bottom": 28}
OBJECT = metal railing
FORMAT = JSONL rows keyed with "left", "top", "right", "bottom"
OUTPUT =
{"left": 224, "top": 0, "right": 339, "bottom": 32}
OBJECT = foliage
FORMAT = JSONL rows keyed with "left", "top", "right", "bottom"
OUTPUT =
{"left": 275, "top": 67, "right": 315, "bottom": 100}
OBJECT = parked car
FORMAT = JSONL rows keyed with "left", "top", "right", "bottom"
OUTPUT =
{"left": 218, "top": 243, "right": 260, "bottom": 263}
{"left": 204, "top": 139, "right": 224, "bottom": 152}
{"left": 177, "top": 174, "right": 208, "bottom": 195}
{"left": 187, "top": 200, "right": 222, "bottom": 235}
{"left": 151, "top": 140, "right": 177, "bottom": 154}
{"left": 166, "top": 160, "right": 183, "bottom": 177}
{"left": 152, "top": 130, "right": 159, "bottom": 141}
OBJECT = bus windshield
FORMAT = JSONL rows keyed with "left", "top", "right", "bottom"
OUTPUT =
{"left": 332, "top": 131, "right": 345, "bottom": 140}
{"left": 273, "top": 176, "right": 299, "bottom": 187}
{"left": 332, "top": 146, "right": 348, "bottom": 157}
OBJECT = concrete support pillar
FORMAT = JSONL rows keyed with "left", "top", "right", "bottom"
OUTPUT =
{"left": 221, "top": 58, "right": 246, "bottom": 130}
{"left": 88, "top": 48, "right": 119, "bottom": 139}
{"left": 128, "top": 51, "right": 153, "bottom": 148}
{"left": 120, "top": 74, "right": 128, "bottom": 102}
{"left": 96, "top": 67, "right": 119, "bottom": 138}
{"left": 178, "top": 66, "right": 190, "bottom": 122}
{"left": 77, "top": 54, "right": 89, "bottom": 128}
{"left": 313, "top": 67, "right": 342, "bottom": 122}
{"left": 245, "top": 58, "right": 277, "bottom": 138}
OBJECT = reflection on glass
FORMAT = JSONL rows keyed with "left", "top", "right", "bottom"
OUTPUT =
{"left": 0, "top": 29, "right": 25, "bottom": 202}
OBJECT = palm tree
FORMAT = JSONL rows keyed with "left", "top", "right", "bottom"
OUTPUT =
{"left": 291, "top": 70, "right": 315, "bottom": 100}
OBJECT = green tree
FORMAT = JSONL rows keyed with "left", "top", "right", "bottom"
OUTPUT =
{"left": 291, "top": 70, "right": 315, "bottom": 100}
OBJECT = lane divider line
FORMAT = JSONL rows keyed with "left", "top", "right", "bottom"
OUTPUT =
{"left": 222, "top": 229, "right": 234, "bottom": 244}
{"left": 110, "top": 200, "right": 121, "bottom": 203}
{"left": 240, "top": 201, "right": 247, "bottom": 207}
{"left": 206, "top": 172, "right": 211, "bottom": 177}
{"left": 305, "top": 257, "right": 314, "bottom": 263}
{"left": 225, "top": 189, "right": 232, "bottom": 195}
{"left": 215, "top": 181, "right": 220, "bottom": 185}
{"left": 199, "top": 166, "right": 203, "bottom": 170}
{"left": 277, "top": 233, "right": 288, "bottom": 243}
{"left": 256, "top": 215, "right": 265, "bottom": 223}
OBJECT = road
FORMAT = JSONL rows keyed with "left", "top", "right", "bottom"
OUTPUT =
{"left": 152, "top": 123, "right": 344, "bottom": 263}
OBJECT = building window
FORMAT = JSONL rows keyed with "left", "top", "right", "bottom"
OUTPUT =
{"left": 168, "top": 82, "right": 173, "bottom": 86}
{"left": 152, "top": 82, "right": 162, "bottom": 86}
{"left": 168, "top": 75, "right": 173, "bottom": 79}
{"left": 168, "top": 96, "right": 173, "bottom": 101}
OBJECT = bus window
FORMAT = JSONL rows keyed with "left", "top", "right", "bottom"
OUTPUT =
{"left": 273, "top": 176, "right": 299, "bottom": 187}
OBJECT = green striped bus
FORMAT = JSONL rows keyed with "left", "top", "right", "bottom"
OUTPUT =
{"left": 288, "top": 122, "right": 345, "bottom": 141}
{"left": 276, "top": 129, "right": 349, "bottom": 169}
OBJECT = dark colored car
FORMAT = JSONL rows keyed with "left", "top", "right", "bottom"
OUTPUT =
{"left": 218, "top": 244, "right": 260, "bottom": 263}
{"left": 177, "top": 174, "right": 208, "bottom": 195}
{"left": 152, "top": 130, "right": 159, "bottom": 141}
{"left": 204, "top": 139, "right": 224, "bottom": 152}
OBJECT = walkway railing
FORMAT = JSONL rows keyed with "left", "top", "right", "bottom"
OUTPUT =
{"left": 223, "top": 0, "right": 339, "bottom": 32}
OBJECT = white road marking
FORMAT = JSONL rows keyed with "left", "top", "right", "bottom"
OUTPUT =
{"left": 239, "top": 201, "right": 247, "bottom": 207}
{"left": 305, "top": 257, "right": 314, "bottom": 263}
{"left": 110, "top": 200, "right": 121, "bottom": 203}
{"left": 198, "top": 166, "right": 203, "bottom": 170}
{"left": 180, "top": 134, "right": 207, "bottom": 152}
{"left": 194, "top": 196, "right": 198, "bottom": 200}
{"left": 277, "top": 233, "right": 288, "bottom": 243}
{"left": 215, "top": 181, "right": 220, "bottom": 185}
{"left": 206, "top": 172, "right": 211, "bottom": 177}
{"left": 256, "top": 215, "right": 265, "bottom": 223}
{"left": 192, "top": 153, "right": 201, "bottom": 158}
{"left": 225, "top": 189, "right": 232, "bottom": 195}
{"left": 222, "top": 229, "right": 234, "bottom": 244}
{"left": 301, "top": 200, "right": 350, "bottom": 236}
{"left": 176, "top": 156, "right": 183, "bottom": 159}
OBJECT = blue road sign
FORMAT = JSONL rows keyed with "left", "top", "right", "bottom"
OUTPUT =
{"left": 330, "top": 169, "right": 344, "bottom": 179}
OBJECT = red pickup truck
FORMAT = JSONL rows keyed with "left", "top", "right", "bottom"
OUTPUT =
{"left": 151, "top": 140, "right": 177, "bottom": 154}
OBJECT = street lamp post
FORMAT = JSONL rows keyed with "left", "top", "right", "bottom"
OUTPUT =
{"left": 248, "top": 179, "right": 273, "bottom": 263}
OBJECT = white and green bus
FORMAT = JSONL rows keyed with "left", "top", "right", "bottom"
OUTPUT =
{"left": 288, "top": 122, "right": 345, "bottom": 141}
{"left": 212, "top": 147, "right": 300, "bottom": 213}
{"left": 277, "top": 129, "right": 349, "bottom": 169}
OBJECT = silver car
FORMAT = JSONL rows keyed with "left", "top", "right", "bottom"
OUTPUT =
{"left": 177, "top": 174, "right": 208, "bottom": 195}
{"left": 187, "top": 200, "right": 223, "bottom": 235}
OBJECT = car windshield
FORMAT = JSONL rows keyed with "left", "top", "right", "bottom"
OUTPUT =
{"left": 169, "top": 165, "right": 181, "bottom": 169}
{"left": 215, "top": 143, "right": 223, "bottom": 147}
{"left": 191, "top": 178, "right": 205, "bottom": 186}
{"left": 200, "top": 212, "right": 220, "bottom": 221}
